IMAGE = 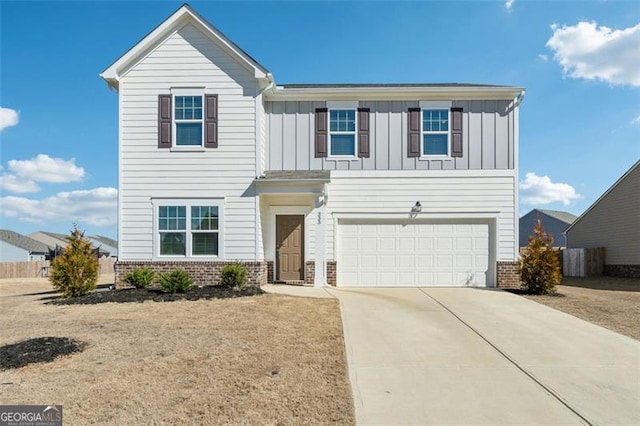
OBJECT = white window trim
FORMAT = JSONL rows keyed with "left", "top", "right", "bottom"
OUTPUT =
{"left": 151, "top": 198, "right": 224, "bottom": 260}
{"left": 327, "top": 101, "right": 359, "bottom": 158}
{"left": 171, "top": 89, "right": 205, "bottom": 148}
{"left": 420, "top": 101, "right": 452, "bottom": 158}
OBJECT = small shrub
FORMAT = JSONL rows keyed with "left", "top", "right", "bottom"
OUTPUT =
{"left": 123, "top": 267, "right": 155, "bottom": 288}
{"left": 158, "top": 269, "right": 193, "bottom": 293}
{"left": 519, "top": 218, "right": 561, "bottom": 294}
{"left": 220, "top": 263, "right": 248, "bottom": 288}
{"left": 49, "top": 225, "right": 99, "bottom": 298}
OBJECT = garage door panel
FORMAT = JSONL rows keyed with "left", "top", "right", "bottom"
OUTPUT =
{"left": 338, "top": 221, "right": 490, "bottom": 287}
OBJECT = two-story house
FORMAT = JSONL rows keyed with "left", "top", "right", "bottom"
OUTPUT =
{"left": 101, "top": 4, "right": 524, "bottom": 289}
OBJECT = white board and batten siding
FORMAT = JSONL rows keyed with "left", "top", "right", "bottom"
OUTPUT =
{"left": 266, "top": 100, "right": 516, "bottom": 171}
{"left": 119, "top": 23, "right": 259, "bottom": 260}
{"left": 326, "top": 171, "right": 518, "bottom": 287}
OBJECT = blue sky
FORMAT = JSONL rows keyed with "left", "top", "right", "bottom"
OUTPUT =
{"left": 1, "top": 1, "right": 638, "bottom": 240}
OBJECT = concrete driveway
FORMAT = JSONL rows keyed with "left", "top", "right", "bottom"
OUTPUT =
{"left": 328, "top": 288, "right": 639, "bottom": 425}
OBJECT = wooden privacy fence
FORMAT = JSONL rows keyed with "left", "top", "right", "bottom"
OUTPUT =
{"left": 0, "top": 257, "right": 116, "bottom": 279}
{"left": 562, "top": 248, "right": 605, "bottom": 277}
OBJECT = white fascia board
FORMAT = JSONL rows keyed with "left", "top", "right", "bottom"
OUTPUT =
{"left": 330, "top": 169, "right": 517, "bottom": 178}
{"left": 266, "top": 86, "right": 524, "bottom": 101}
{"left": 100, "top": 5, "right": 268, "bottom": 86}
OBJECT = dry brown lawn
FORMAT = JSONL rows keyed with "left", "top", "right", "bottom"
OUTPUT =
{"left": 524, "top": 276, "right": 640, "bottom": 341}
{"left": 0, "top": 276, "right": 354, "bottom": 425}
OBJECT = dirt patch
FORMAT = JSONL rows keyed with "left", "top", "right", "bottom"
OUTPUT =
{"left": 523, "top": 276, "right": 640, "bottom": 341}
{"left": 0, "top": 276, "right": 354, "bottom": 425}
{"left": 47, "top": 285, "right": 264, "bottom": 305}
{"left": 0, "top": 337, "right": 86, "bottom": 371}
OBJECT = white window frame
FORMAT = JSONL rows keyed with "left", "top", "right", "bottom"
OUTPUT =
{"left": 327, "top": 101, "right": 358, "bottom": 158}
{"left": 171, "top": 88, "right": 205, "bottom": 149}
{"left": 420, "top": 100, "right": 452, "bottom": 158}
{"left": 152, "top": 198, "right": 224, "bottom": 260}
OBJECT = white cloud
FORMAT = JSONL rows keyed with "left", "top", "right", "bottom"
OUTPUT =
{"left": 631, "top": 115, "right": 640, "bottom": 126}
{"left": 8, "top": 154, "right": 85, "bottom": 183}
{"left": 1, "top": 187, "right": 117, "bottom": 226}
{"left": 520, "top": 172, "right": 582, "bottom": 206}
{"left": 0, "top": 174, "right": 40, "bottom": 193}
{"left": 0, "top": 107, "right": 19, "bottom": 131}
{"left": 538, "top": 54, "right": 549, "bottom": 61}
{"left": 505, "top": 0, "right": 515, "bottom": 10}
{"left": 546, "top": 21, "right": 640, "bottom": 86}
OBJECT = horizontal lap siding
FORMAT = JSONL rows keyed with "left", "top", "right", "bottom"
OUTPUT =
{"left": 266, "top": 100, "right": 515, "bottom": 171}
{"left": 325, "top": 173, "right": 517, "bottom": 260}
{"left": 119, "top": 23, "right": 257, "bottom": 260}
{"left": 567, "top": 165, "right": 640, "bottom": 265}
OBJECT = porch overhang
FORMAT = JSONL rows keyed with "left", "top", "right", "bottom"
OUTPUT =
{"left": 254, "top": 170, "right": 330, "bottom": 195}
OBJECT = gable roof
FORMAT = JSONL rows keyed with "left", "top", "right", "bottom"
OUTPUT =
{"left": 0, "top": 230, "right": 51, "bottom": 253}
{"left": 100, "top": 3, "right": 270, "bottom": 89}
{"left": 533, "top": 209, "right": 578, "bottom": 225}
{"left": 565, "top": 160, "right": 640, "bottom": 234}
{"left": 40, "top": 231, "right": 69, "bottom": 242}
{"left": 91, "top": 235, "right": 118, "bottom": 248}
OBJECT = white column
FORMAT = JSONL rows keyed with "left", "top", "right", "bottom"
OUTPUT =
{"left": 314, "top": 194, "right": 326, "bottom": 287}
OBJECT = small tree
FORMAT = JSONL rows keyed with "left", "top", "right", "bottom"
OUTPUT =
{"left": 49, "top": 225, "right": 99, "bottom": 298}
{"left": 519, "top": 218, "right": 561, "bottom": 294}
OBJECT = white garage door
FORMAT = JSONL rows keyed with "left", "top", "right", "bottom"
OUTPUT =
{"left": 338, "top": 221, "right": 490, "bottom": 287}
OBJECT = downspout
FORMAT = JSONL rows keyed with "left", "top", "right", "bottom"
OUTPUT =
{"left": 514, "top": 90, "right": 526, "bottom": 107}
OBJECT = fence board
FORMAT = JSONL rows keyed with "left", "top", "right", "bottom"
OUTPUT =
{"left": 0, "top": 258, "right": 115, "bottom": 280}
{"left": 562, "top": 248, "right": 604, "bottom": 277}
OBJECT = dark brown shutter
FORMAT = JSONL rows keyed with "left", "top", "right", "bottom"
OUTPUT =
{"left": 315, "top": 108, "right": 328, "bottom": 158}
{"left": 205, "top": 94, "right": 218, "bottom": 148}
{"left": 158, "top": 95, "right": 172, "bottom": 148}
{"left": 451, "top": 107, "right": 463, "bottom": 157}
{"left": 408, "top": 108, "right": 421, "bottom": 157}
{"left": 357, "top": 108, "right": 370, "bottom": 158}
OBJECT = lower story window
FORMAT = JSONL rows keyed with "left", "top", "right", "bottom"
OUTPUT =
{"left": 156, "top": 201, "right": 222, "bottom": 257}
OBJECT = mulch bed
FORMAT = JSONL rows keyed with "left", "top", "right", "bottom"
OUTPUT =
{"left": 47, "top": 286, "right": 265, "bottom": 305}
{"left": 504, "top": 288, "right": 565, "bottom": 297}
{"left": 0, "top": 337, "right": 86, "bottom": 371}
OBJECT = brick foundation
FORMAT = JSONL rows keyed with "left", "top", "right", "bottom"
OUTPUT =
{"left": 604, "top": 265, "right": 640, "bottom": 279}
{"left": 496, "top": 260, "right": 521, "bottom": 289}
{"left": 115, "top": 260, "right": 267, "bottom": 289}
{"left": 265, "top": 260, "right": 337, "bottom": 286}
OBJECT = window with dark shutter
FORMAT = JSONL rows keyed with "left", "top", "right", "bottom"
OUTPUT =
{"left": 158, "top": 95, "right": 172, "bottom": 148}
{"left": 451, "top": 107, "right": 463, "bottom": 157}
{"left": 357, "top": 108, "right": 370, "bottom": 158}
{"left": 407, "top": 108, "right": 421, "bottom": 157}
{"left": 205, "top": 94, "right": 218, "bottom": 148}
{"left": 315, "top": 108, "right": 328, "bottom": 158}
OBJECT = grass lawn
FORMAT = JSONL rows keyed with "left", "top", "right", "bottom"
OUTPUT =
{"left": 0, "top": 276, "right": 354, "bottom": 425}
{"left": 523, "top": 276, "right": 640, "bottom": 341}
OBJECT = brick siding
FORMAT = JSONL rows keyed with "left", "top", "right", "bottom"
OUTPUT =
{"left": 265, "top": 260, "right": 337, "bottom": 286}
{"left": 115, "top": 260, "right": 267, "bottom": 289}
{"left": 604, "top": 264, "right": 640, "bottom": 279}
{"left": 496, "top": 260, "right": 521, "bottom": 289}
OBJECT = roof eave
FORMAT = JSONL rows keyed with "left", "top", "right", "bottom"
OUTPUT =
{"left": 266, "top": 85, "right": 525, "bottom": 101}
{"left": 100, "top": 4, "right": 268, "bottom": 87}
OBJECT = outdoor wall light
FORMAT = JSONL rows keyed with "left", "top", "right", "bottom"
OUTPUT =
{"left": 411, "top": 201, "right": 422, "bottom": 214}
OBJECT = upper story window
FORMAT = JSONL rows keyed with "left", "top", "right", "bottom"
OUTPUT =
{"left": 158, "top": 91, "right": 217, "bottom": 149}
{"left": 154, "top": 199, "right": 222, "bottom": 258}
{"left": 174, "top": 95, "right": 203, "bottom": 146}
{"left": 422, "top": 109, "right": 449, "bottom": 156}
{"left": 329, "top": 109, "right": 356, "bottom": 156}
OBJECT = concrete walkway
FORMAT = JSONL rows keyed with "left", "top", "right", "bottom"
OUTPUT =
{"left": 326, "top": 288, "right": 640, "bottom": 425}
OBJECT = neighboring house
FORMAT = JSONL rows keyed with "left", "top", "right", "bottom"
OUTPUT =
{"left": 0, "top": 229, "right": 50, "bottom": 262}
{"left": 519, "top": 209, "right": 577, "bottom": 248}
{"left": 100, "top": 4, "right": 524, "bottom": 289}
{"left": 88, "top": 235, "right": 118, "bottom": 258}
{"left": 566, "top": 161, "right": 640, "bottom": 278}
{"left": 30, "top": 231, "right": 111, "bottom": 257}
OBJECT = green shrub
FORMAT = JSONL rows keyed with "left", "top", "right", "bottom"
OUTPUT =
{"left": 158, "top": 269, "right": 193, "bottom": 293}
{"left": 519, "top": 219, "right": 561, "bottom": 294}
{"left": 49, "top": 225, "right": 99, "bottom": 298}
{"left": 123, "top": 267, "right": 155, "bottom": 288}
{"left": 220, "top": 263, "right": 248, "bottom": 288}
